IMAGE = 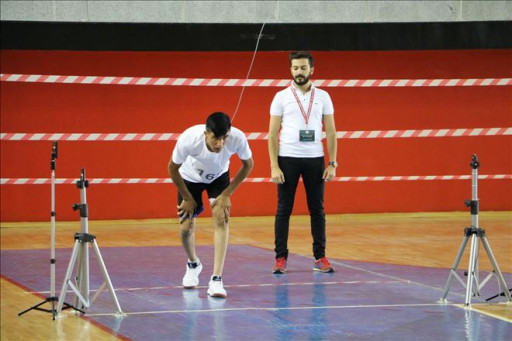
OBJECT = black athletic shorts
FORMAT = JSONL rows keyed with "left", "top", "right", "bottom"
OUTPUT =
{"left": 177, "top": 171, "right": 230, "bottom": 218}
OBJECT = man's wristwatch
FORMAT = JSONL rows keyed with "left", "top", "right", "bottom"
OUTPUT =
{"left": 328, "top": 161, "right": 338, "bottom": 168}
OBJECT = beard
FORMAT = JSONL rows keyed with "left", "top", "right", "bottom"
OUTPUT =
{"left": 293, "top": 73, "right": 311, "bottom": 86}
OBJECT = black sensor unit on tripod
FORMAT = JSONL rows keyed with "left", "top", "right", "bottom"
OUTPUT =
{"left": 469, "top": 154, "right": 479, "bottom": 169}
{"left": 50, "top": 142, "right": 58, "bottom": 170}
{"left": 76, "top": 168, "right": 89, "bottom": 189}
{"left": 51, "top": 141, "right": 58, "bottom": 159}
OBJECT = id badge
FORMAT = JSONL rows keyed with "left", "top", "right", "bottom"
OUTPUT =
{"left": 299, "top": 129, "right": 315, "bottom": 142}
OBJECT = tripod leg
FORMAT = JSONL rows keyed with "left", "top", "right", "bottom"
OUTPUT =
{"left": 465, "top": 234, "right": 481, "bottom": 306}
{"left": 91, "top": 240, "right": 123, "bottom": 314}
{"left": 57, "top": 240, "right": 80, "bottom": 313}
{"left": 79, "top": 237, "right": 90, "bottom": 310}
{"left": 18, "top": 299, "right": 50, "bottom": 316}
{"left": 74, "top": 243, "right": 82, "bottom": 308}
{"left": 480, "top": 235, "right": 512, "bottom": 301}
{"left": 474, "top": 238, "right": 481, "bottom": 294}
{"left": 440, "top": 236, "right": 470, "bottom": 301}
{"left": 74, "top": 241, "right": 90, "bottom": 310}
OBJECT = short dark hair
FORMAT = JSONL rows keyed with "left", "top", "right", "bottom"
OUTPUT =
{"left": 289, "top": 51, "right": 314, "bottom": 67}
{"left": 206, "top": 112, "right": 231, "bottom": 137}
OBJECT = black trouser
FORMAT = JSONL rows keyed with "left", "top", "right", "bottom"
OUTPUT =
{"left": 274, "top": 156, "right": 326, "bottom": 260}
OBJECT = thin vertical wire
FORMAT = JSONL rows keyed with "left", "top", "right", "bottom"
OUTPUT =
{"left": 231, "top": 22, "right": 266, "bottom": 122}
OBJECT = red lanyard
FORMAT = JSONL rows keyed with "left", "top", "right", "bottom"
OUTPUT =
{"left": 291, "top": 87, "right": 315, "bottom": 126}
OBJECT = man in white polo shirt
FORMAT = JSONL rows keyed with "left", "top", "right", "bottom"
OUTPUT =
{"left": 268, "top": 51, "right": 338, "bottom": 274}
{"left": 168, "top": 112, "right": 254, "bottom": 298}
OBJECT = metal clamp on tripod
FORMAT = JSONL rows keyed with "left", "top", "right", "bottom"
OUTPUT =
{"left": 56, "top": 168, "right": 123, "bottom": 316}
{"left": 440, "top": 154, "right": 511, "bottom": 306}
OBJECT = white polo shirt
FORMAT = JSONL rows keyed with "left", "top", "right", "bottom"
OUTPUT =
{"left": 172, "top": 125, "right": 252, "bottom": 184}
{"left": 270, "top": 83, "right": 334, "bottom": 157}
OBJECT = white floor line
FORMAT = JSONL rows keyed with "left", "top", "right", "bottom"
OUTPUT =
{"left": 329, "top": 259, "right": 480, "bottom": 301}
{"left": 84, "top": 302, "right": 459, "bottom": 317}
{"left": 30, "top": 279, "right": 405, "bottom": 295}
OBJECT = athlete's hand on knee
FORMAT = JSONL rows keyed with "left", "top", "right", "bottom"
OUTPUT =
{"left": 212, "top": 195, "right": 231, "bottom": 223}
{"left": 271, "top": 166, "right": 285, "bottom": 184}
{"left": 177, "top": 199, "right": 197, "bottom": 224}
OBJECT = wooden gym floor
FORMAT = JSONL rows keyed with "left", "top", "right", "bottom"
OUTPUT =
{"left": 1, "top": 212, "right": 511, "bottom": 340}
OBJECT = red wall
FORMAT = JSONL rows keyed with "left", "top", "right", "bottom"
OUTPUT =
{"left": 1, "top": 49, "right": 511, "bottom": 221}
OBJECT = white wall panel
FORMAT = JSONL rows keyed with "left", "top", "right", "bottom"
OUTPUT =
{"left": 1, "top": 0, "right": 511, "bottom": 23}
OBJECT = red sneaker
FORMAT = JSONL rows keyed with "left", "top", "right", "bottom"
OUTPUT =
{"left": 313, "top": 257, "right": 334, "bottom": 273}
{"left": 272, "top": 257, "right": 287, "bottom": 274}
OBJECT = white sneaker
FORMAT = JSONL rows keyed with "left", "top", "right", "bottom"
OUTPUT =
{"left": 207, "top": 276, "right": 227, "bottom": 298}
{"left": 182, "top": 260, "right": 202, "bottom": 288}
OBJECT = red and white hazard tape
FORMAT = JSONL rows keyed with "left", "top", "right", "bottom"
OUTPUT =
{"left": 335, "top": 127, "right": 512, "bottom": 139}
{"left": 1, "top": 127, "right": 511, "bottom": 142}
{"left": 1, "top": 175, "right": 510, "bottom": 185}
{"left": 1, "top": 74, "right": 511, "bottom": 87}
{"left": 0, "top": 133, "right": 182, "bottom": 141}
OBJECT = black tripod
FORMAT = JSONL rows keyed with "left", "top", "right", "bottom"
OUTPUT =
{"left": 440, "top": 154, "right": 511, "bottom": 306}
{"left": 18, "top": 142, "right": 73, "bottom": 319}
{"left": 56, "top": 168, "right": 122, "bottom": 316}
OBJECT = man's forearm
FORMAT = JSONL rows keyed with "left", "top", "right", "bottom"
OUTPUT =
{"left": 168, "top": 161, "right": 194, "bottom": 201}
{"left": 326, "top": 132, "right": 337, "bottom": 162}
{"left": 324, "top": 115, "right": 338, "bottom": 163}
{"left": 268, "top": 116, "right": 282, "bottom": 169}
{"left": 268, "top": 135, "right": 280, "bottom": 168}
{"left": 221, "top": 159, "right": 254, "bottom": 197}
